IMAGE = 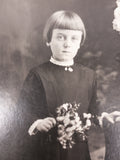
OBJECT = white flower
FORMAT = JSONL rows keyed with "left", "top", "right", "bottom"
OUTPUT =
{"left": 83, "top": 113, "right": 91, "bottom": 119}
{"left": 113, "top": 0, "right": 120, "bottom": 32}
{"left": 63, "top": 117, "right": 71, "bottom": 126}
{"left": 86, "top": 119, "right": 92, "bottom": 127}
{"left": 66, "top": 125, "right": 76, "bottom": 133}
{"left": 62, "top": 103, "right": 69, "bottom": 110}
{"left": 56, "top": 116, "right": 64, "bottom": 122}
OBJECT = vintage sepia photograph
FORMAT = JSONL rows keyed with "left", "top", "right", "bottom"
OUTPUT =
{"left": 0, "top": 0, "right": 120, "bottom": 160}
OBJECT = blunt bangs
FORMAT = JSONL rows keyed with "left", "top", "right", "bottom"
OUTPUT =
{"left": 54, "top": 13, "right": 83, "bottom": 31}
{"left": 43, "top": 10, "right": 86, "bottom": 45}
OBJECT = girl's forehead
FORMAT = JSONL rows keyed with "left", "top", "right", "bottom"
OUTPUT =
{"left": 52, "top": 28, "right": 82, "bottom": 36}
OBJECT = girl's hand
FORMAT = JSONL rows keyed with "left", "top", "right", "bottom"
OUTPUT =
{"left": 103, "top": 111, "right": 120, "bottom": 123}
{"left": 110, "top": 111, "right": 120, "bottom": 122}
{"left": 99, "top": 111, "right": 120, "bottom": 127}
{"left": 36, "top": 117, "right": 56, "bottom": 132}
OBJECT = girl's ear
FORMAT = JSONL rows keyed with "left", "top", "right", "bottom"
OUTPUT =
{"left": 46, "top": 42, "right": 50, "bottom": 47}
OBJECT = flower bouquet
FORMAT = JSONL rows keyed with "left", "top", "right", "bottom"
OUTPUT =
{"left": 56, "top": 102, "right": 94, "bottom": 149}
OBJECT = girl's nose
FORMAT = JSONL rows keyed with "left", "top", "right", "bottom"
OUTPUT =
{"left": 64, "top": 39, "right": 71, "bottom": 48}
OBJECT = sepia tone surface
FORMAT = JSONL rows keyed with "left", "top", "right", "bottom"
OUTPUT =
{"left": 0, "top": 0, "right": 120, "bottom": 160}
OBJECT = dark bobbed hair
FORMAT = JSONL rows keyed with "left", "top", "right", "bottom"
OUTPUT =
{"left": 43, "top": 10, "right": 86, "bottom": 46}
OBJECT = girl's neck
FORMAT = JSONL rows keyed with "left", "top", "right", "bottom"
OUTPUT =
{"left": 50, "top": 57, "right": 74, "bottom": 66}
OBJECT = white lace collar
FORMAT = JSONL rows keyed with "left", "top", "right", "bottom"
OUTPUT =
{"left": 50, "top": 57, "right": 74, "bottom": 67}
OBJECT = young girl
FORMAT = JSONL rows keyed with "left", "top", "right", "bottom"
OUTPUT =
{"left": 18, "top": 10, "right": 100, "bottom": 160}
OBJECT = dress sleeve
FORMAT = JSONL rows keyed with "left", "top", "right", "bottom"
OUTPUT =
{"left": 17, "top": 69, "right": 48, "bottom": 130}
{"left": 15, "top": 69, "right": 49, "bottom": 160}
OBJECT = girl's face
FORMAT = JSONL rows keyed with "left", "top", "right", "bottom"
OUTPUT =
{"left": 48, "top": 29, "right": 82, "bottom": 62}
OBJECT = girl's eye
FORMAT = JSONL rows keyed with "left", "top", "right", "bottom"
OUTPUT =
{"left": 57, "top": 35, "right": 64, "bottom": 41}
{"left": 72, "top": 37, "right": 79, "bottom": 41}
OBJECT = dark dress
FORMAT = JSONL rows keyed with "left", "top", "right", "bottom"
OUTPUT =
{"left": 17, "top": 61, "right": 98, "bottom": 160}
